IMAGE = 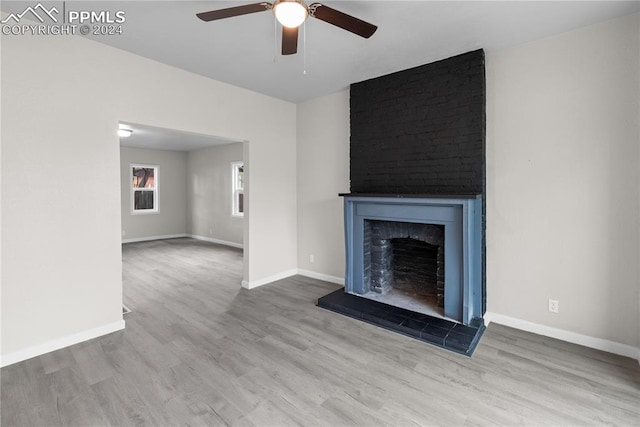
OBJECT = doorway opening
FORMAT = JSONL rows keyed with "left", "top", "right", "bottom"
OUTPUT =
{"left": 117, "top": 121, "right": 249, "bottom": 313}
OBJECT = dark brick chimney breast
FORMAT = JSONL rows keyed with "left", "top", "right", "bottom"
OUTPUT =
{"left": 349, "top": 49, "right": 486, "bottom": 195}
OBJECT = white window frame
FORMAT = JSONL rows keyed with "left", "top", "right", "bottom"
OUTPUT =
{"left": 231, "top": 161, "right": 244, "bottom": 218}
{"left": 130, "top": 163, "right": 159, "bottom": 215}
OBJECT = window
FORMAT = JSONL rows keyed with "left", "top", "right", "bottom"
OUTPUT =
{"left": 232, "top": 161, "right": 244, "bottom": 217}
{"left": 131, "top": 164, "right": 158, "bottom": 214}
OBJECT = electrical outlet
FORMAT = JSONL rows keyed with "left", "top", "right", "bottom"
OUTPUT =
{"left": 548, "top": 299, "right": 559, "bottom": 313}
{"left": 122, "top": 230, "right": 126, "bottom": 237}
{"left": 209, "top": 228, "right": 213, "bottom": 235}
{"left": 309, "top": 254, "right": 315, "bottom": 263}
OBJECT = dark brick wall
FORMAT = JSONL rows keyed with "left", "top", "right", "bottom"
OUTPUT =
{"left": 349, "top": 49, "right": 485, "bottom": 195}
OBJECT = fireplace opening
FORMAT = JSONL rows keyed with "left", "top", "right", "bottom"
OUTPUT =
{"left": 392, "top": 238, "right": 441, "bottom": 299}
{"left": 362, "top": 220, "right": 445, "bottom": 319}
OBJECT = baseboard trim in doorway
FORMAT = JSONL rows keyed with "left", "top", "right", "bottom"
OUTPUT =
{"left": 0, "top": 320, "right": 125, "bottom": 368}
{"left": 242, "top": 269, "right": 298, "bottom": 289}
{"left": 242, "top": 269, "right": 343, "bottom": 290}
{"left": 122, "top": 234, "right": 187, "bottom": 244}
{"left": 188, "top": 234, "right": 243, "bottom": 249}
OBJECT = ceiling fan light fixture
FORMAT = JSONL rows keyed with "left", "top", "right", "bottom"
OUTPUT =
{"left": 273, "top": 0, "right": 307, "bottom": 28}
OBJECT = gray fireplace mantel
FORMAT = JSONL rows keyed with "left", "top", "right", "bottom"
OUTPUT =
{"left": 341, "top": 194, "right": 483, "bottom": 325}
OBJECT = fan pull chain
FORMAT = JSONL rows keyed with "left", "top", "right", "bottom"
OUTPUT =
{"left": 273, "top": 18, "right": 278, "bottom": 63}
{"left": 303, "top": 21, "right": 307, "bottom": 75}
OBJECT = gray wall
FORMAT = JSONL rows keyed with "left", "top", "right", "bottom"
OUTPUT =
{"left": 187, "top": 143, "right": 244, "bottom": 246}
{"left": 484, "top": 13, "right": 639, "bottom": 348}
{"left": 297, "top": 91, "right": 350, "bottom": 281}
{"left": 119, "top": 143, "right": 244, "bottom": 246}
{"left": 2, "top": 24, "right": 298, "bottom": 363}
{"left": 120, "top": 147, "right": 188, "bottom": 241}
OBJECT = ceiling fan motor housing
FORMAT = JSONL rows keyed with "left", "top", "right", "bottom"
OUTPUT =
{"left": 273, "top": 0, "right": 309, "bottom": 28}
{"left": 196, "top": 1, "right": 377, "bottom": 56}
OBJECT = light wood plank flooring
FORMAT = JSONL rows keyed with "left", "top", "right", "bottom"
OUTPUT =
{"left": 2, "top": 238, "right": 639, "bottom": 426}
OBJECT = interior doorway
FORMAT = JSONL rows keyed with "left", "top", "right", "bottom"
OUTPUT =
{"left": 117, "top": 122, "right": 248, "bottom": 312}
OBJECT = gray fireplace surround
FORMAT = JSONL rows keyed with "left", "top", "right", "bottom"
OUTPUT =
{"left": 341, "top": 194, "right": 483, "bottom": 325}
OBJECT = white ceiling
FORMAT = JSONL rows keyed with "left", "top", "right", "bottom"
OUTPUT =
{"left": 77, "top": 0, "right": 640, "bottom": 103}
{"left": 119, "top": 122, "right": 242, "bottom": 151}
{"left": 4, "top": 1, "right": 638, "bottom": 150}
{"left": 2, "top": 1, "right": 639, "bottom": 103}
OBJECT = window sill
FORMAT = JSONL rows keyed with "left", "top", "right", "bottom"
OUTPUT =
{"left": 131, "top": 211, "right": 159, "bottom": 215}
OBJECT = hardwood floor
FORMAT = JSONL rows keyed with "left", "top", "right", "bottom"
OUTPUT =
{"left": 2, "top": 238, "right": 639, "bottom": 426}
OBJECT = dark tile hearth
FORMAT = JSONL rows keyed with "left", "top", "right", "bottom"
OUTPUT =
{"left": 317, "top": 289, "right": 485, "bottom": 356}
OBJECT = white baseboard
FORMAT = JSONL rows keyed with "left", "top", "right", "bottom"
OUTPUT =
{"left": 187, "top": 234, "right": 243, "bottom": 249}
{"left": 484, "top": 312, "right": 640, "bottom": 361}
{"left": 241, "top": 269, "right": 343, "bottom": 290}
{"left": 297, "top": 269, "right": 345, "bottom": 286}
{"left": 122, "top": 234, "right": 187, "bottom": 244}
{"left": 1, "top": 320, "right": 125, "bottom": 368}
{"left": 241, "top": 269, "right": 298, "bottom": 289}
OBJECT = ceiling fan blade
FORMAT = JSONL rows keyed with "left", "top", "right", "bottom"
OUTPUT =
{"left": 282, "top": 26, "right": 298, "bottom": 55}
{"left": 308, "top": 3, "right": 377, "bottom": 39}
{"left": 196, "top": 2, "right": 272, "bottom": 22}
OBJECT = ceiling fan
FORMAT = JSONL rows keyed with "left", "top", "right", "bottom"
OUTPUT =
{"left": 196, "top": 0, "right": 377, "bottom": 55}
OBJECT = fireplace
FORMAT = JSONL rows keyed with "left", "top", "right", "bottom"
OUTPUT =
{"left": 318, "top": 50, "right": 486, "bottom": 355}
{"left": 363, "top": 220, "right": 445, "bottom": 317}
{"left": 341, "top": 194, "right": 482, "bottom": 324}
{"left": 317, "top": 194, "right": 485, "bottom": 355}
